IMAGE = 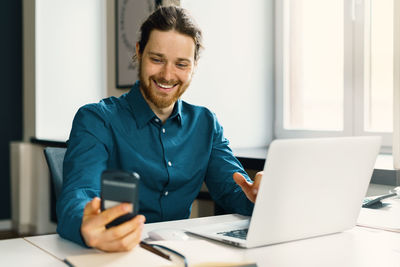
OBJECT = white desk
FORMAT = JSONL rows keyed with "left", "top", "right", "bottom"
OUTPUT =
{"left": 22, "top": 214, "right": 400, "bottom": 267}
{"left": 0, "top": 237, "right": 66, "bottom": 266}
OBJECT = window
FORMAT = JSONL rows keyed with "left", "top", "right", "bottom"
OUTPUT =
{"left": 276, "top": 0, "right": 394, "bottom": 151}
{"left": 364, "top": 0, "right": 393, "bottom": 133}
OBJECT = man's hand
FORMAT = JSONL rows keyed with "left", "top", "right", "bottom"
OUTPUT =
{"left": 233, "top": 172, "right": 263, "bottom": 203}
{"left": 80, "top": 197, "right": 146, "bottom": 252}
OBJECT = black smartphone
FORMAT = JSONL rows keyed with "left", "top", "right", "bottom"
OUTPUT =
{"left": 100, "top": 169, "right": 140, "bottom": 228}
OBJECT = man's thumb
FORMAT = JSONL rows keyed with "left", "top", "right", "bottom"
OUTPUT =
{"left": 233, "top": 172, "right": 248, "bottom": 189}
{"left": 84, "top": 197, "right": 101, "bottom": 215}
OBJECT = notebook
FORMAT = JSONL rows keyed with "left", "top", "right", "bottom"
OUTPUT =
{"left": 64, "top": 240, "right": 257, "bottom": 267}
{"left": 357, "top": 198, "right": 400, "bottom": 232}
{"left": 186, "top": 136, "right": 381, "bottom": 248}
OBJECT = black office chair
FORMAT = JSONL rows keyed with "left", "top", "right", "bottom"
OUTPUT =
{"left": 44, "top": 147, "right": 67, "bottom": 222}
{"left": 44, "top": 147, "right": 66, "bottom": 200}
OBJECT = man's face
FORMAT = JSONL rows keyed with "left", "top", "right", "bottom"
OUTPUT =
{"left": 137, "top": 30, "right": 196, "bottom": 109}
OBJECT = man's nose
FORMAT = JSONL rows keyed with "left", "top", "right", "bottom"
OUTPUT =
{"left": 160, "top": 63, "right": 174, "bottom": 81}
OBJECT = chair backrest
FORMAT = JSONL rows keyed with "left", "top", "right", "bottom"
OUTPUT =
{"left": 44, "top": 147, "right": 67, "bottom": 200}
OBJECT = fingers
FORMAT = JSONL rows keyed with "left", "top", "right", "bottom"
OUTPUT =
{"left": 101, "top": 203, "right": 133, "bottom": 225}
{"left": 81, "top": 197, "right": 144, "bottom": 251}
{"left": 100, "top": 216, "right": 145, "bottom": 252}
{"left": 87, "top": 202, "right": 133, "bottom": 229}
{"left": 100, "top": 223, "right": 144, "bottom": 252}
{"left": 233, "top": 172, "right": 251, "bottom": 190}
{"left": 82, "top": 211, "right": 146, "bottom": 251}
{"left": 233, "top": 172, "right": 263, "bottom": 203}
{"left": 87, "top": 215, "right": 145, "bottom": 252}
{"left": 233, "top": 172, "right": 255, "bottom": 203}
{"left": 104, "top": 215, "right": 145, "bottom": 242}
{"left": 252, "top": 171, "right": 263, "bottom": 195}
{"left": 83, "top": 197, "right": 101, "bottom": 217}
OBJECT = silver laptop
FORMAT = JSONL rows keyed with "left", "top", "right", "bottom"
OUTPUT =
{"left": 186, "top": 136, "right": 381, "bottom": 248}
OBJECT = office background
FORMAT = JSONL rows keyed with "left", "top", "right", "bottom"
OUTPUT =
{"left": 0, "top": 0, "right": 23, "bottom": 225}
{"left": 1, "top": 0, "right": 398, "bottom": 236}
{"left": 0, "top": 0, "right": 274, "bottom": 234}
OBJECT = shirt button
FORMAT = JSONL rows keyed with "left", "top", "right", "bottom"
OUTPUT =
{"left": 168, "top": 161, "right": 172, "bottom": 167}
{"left": 164, "top": 191, "right": 169, "bottom": 196}
{"left": 162, "top": 128, "right": 166, "bottom": 133}
{"left": 155, "top": 118, "right": 160, "bottom": 123}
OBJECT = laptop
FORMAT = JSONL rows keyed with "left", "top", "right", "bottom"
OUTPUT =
{"left": 186, "top": 136, "right": 381, "bottom": 248}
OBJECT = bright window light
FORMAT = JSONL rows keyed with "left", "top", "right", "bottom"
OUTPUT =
{"left": 283, "top": 0, "right": 344, "bottom": 131}
{"left": 364, "top": 0, "right": 393, "bottom": 133}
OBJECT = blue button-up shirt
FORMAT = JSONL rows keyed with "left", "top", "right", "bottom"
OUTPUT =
{"left": 57, "top": 81, "right": 254, "bottom": 246}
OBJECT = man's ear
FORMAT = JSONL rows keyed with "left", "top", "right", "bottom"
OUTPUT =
{"left": 135, "top": 42, "right": 141, "bottom": 60}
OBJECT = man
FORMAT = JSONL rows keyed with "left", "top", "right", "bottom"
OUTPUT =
{"left": 57, "top": 6, "right": 261, "bottom": 252}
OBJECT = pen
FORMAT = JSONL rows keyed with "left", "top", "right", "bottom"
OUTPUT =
{"left": 140, "top": 241, "right": 171, "bottom": 261}
{"left": 362, "top": 192, "right": 397, "bottom": 208}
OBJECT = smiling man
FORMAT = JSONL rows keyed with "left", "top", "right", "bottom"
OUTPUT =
{"left": 57, "top": 6, "right": 261, "bottom": 252}
{"left": 138, "top": 29, "right": 194, "bottom": 122}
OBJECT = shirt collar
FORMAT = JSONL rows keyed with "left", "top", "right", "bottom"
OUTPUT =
{"left": 126, "top": 81, "right": 184, "bottom": 128}
{"left": 170, "top": 98, "right": 184, "bottom": 126}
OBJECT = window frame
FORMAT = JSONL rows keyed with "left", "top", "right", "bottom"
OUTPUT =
{"left": 275, "top": 0, "right": 392, "bottom": 153}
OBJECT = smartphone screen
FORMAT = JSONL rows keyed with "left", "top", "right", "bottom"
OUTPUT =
{"left": 100, "top": 170, "right": 140, "bottom": 228}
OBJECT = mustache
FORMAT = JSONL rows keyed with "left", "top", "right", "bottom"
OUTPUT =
{"left": 152, "top": 77, "right": 179, "bottom": 86}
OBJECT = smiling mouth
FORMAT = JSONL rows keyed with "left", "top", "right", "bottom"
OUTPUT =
{"left": 153, "top": 80, "right": 178, "bottom": 91}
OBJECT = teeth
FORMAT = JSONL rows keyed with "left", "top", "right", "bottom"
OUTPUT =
{"left": 156, "top": 81, "right": 175, "bottom": 89}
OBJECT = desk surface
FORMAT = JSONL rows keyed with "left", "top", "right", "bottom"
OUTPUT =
{"left": 0, "top": 237, "right": 66, "bottom": 266}
{"left": 22, "top": 214, "right": 400, "bottom": 267}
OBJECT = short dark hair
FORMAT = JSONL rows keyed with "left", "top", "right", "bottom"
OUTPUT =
{"left": 136, "top": 6, "right": 203, "bottom": 62}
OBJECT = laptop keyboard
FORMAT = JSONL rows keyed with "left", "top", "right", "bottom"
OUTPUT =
{"left": 217, "top": 228, "right": 248, "bottom": 240}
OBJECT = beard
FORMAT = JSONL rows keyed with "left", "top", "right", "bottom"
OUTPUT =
{"left": 138, "top": 61, "right": 191, "bottom": 109}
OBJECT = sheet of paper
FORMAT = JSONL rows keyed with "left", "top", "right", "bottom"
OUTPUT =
{"left": 357, "top": 198, "right": 400, "bottom": 232}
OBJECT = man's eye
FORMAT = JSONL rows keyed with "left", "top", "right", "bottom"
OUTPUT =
{"left": 151, "top": 58, "right": 162, "bottom": 63}
{"left": 177, "top": 63, "right": 188, "bottom": 68}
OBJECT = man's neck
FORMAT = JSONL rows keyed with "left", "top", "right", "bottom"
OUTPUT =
{"left": 150, "top": 104, "right": 174, "bottom": 124}
{"left": 142, "top": 96, "right": 174, "bottom": 124}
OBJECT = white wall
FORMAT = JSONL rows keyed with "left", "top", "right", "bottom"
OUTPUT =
{"left": 30, "top": 0, "right": 275, "bottom": 147}
{"left": 181, "top": 0, "right": 275, "bottom": 148}
{"left": 35, "top": 0, "right": 107, "bottom": 142}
